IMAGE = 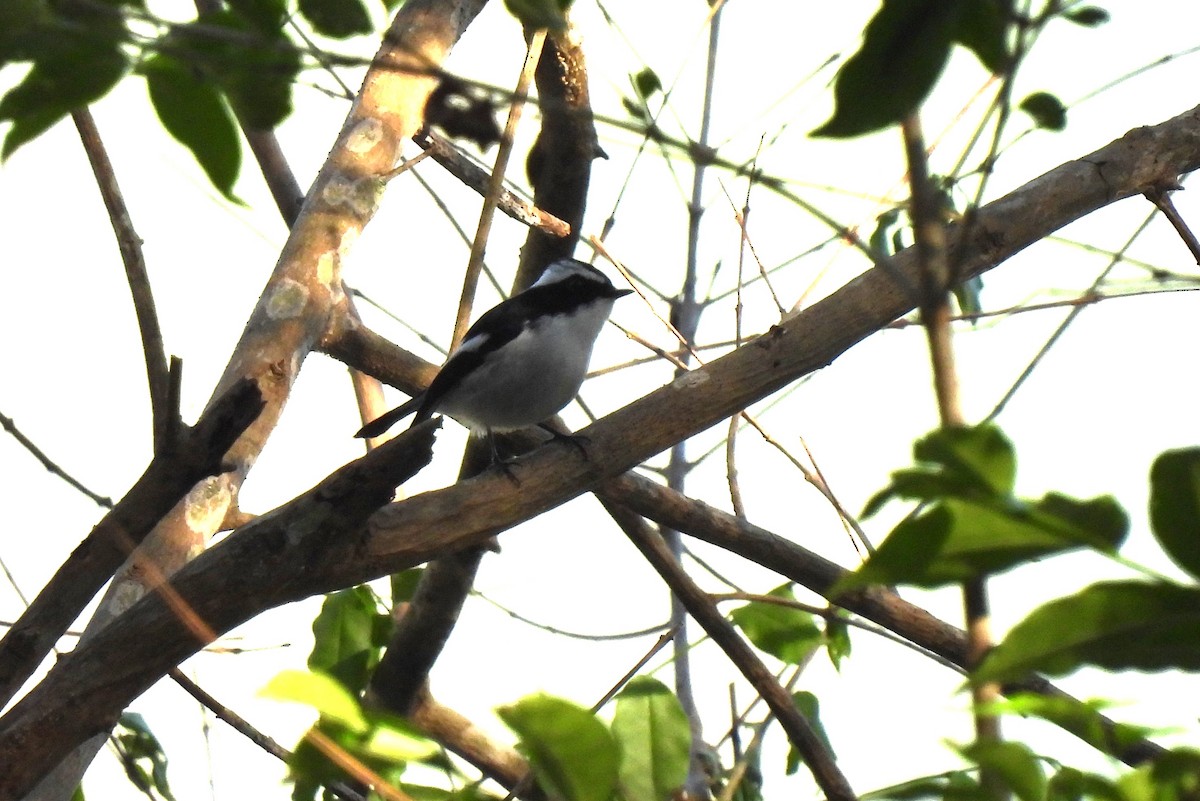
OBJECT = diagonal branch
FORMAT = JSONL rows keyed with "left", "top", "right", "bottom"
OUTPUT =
{"left": 21, "top": 3, "right": 490, "bottom": 798}
{"left": 4, "top": 103, "right": 1196, "bottom": 791}
{"left": 72, "top": 108, "right": 170, "bottom": 449}
{"left": 0, "top": 379, "right": 265, "bottom": 709}
{"left": 0, "top": 420, "right": 438, "bottom": 798}
{"left": 605, "top": 500, "right": 856, "bottom": 801}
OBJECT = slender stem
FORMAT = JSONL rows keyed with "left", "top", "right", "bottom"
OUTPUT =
{"left": 452, "top": 30, "right": 547, "bottom": 348}
{"left": 901, "top": 114, "right": 1004, "bottom": 798}
{"left": 72, "top": 109, "right": 170, "bottom": 450}
{"left": 665, "top": 7, "right": 725, "bottom": 790}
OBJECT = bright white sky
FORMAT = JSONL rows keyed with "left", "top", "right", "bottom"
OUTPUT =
{"left": 2, "top": 0, "right": 1200, "bottom": 798}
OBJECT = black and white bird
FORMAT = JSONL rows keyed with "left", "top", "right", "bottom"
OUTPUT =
{"left": 356, "top": 258, "right": 631, "bottom": 460}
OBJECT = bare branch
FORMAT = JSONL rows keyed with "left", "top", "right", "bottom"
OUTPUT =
{"left": 72, "top": 108, "right": 169, "bottom": 449}
{"left": 0, "top": 379, "right": 265, "bottom": 709}
{"left": 5, "top": 103, "right": 1195, "bottom": 790}
{"left": 414, "top": 131, "right": 571, "bottom": 237}
{"left": 0, "top": 412, "right": 114, "bottom": 509}
{"left": 0, "top": 420, "right": 438, "bottom": 797}
{"left": 606, "top": 502, "right": 856, "bottom": 801}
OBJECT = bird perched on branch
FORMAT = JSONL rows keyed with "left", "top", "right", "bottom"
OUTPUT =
{"left": 356, "top": 258, "right": 632, "bottom": 464}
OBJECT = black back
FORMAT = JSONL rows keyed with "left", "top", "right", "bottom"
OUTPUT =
{"left": 414, "top": 271, "right": 627, "bottom": 422}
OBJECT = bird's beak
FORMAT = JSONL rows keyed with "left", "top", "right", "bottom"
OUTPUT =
{"left": 614, "top": 288, "right": 634, "bottom": 298}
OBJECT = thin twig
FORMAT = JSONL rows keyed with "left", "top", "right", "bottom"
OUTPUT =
{"left": 414, "top": 131, "right": 570, "bottom": 238}
{"left": 902, "top": 113, "right": 1002, "bottom": 799}
{"left": 608, "top": 505, "right": 857, "bottom": 801}
{"left": 72, "top": 109, "right": 170, "bottom": 449}
{"left": 1145, "top": 182, "right": 1200, "bottom": 264}
{"left": 0, "top": 412, "right": 114, "bottom": 508}
{"left": 474, "top": 591, "right": 669, "bottom": 641}
{"left": 590, "top": 629, "right": 677, "bottom": 711}
{"left": 985, "top": 209, "right": 1159, "bottom": 421}
{"left": 452, "top": 30, "right": 546, "bottom": 348}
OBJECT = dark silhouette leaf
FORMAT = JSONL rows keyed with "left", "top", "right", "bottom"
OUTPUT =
{"left": 1149, "top": 447, "right": 1200, "bottom": 579}
{"left": 813, "top": 0, "right": 959, "bottom": 137}
{"left": 143, "top": 55, "right": 243, "bottom": 203}
{"left": 1020, "top": 91, "right": 1067, "bottom": 130}
{"left": 298, "top": 0, "right": 373, "bottom": 39}
{"left": 1064, "top": 6, "right": 1110, "bottom": 26}
{"left": 1, "top": 36, "right": 127, "bottom": 157}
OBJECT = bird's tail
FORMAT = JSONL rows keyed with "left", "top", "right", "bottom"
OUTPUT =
{"left": 355, "top": 394, "right": 424, "bottom": 438}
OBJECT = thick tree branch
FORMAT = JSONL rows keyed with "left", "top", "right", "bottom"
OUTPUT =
{"left": 364, "top": 20, "right": 601, "bottom": 726}
{"left": 4, "top": 105, "right": 1195, "bottom": 791}
{"left": 607, "top": 474, "right": 1164, "bottom": 767}
{"left": 517, "top": 26, "right": 602, "bottom": 274}
{"left": 21, "top": 3, "right": 490, "bottom": 797}
{"left": 0, "top": 420, "right": 438, "bottom": 797}
{"left": 0, "top": 379, "right": 264, "bottom": 709}
{"left": 606, "top": 501, "right": 856, "bottom": 801}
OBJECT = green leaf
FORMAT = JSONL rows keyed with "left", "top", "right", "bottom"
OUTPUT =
{"left": 497, "top": 694, "right": 619, "bottom": 801}
{"left": 142, "top": 54, "right": 242, "bottom": 203}
{"left": 226, "top": 0, "right": 287, "bottom": 31}
{"left": 1149, "top": 448, "right": 1200, "bottom": 579}
{"left": 391, "top": 568, "right": 423, "bottom": 604}
{"left": 958, "top": 741, "right": 1045, "bottom": 801}
{"left": 729, "top": 585, "right": 822, "bottom": 664}
{"left": 632, "top": 67, "right": 662, "bottom": 100}
{"left": 0, "top": 36, "right": 127, "bottom": 158}
{"left": 1020, "top": 92, "right": 1067, "bottom": 131}
{"left": 825, "top": 614, "right": 852, "bottom": 670}
{"left": 861, "top": 770, "right": 982, "bottom": 801}
{"left": 503, "top": 0, "right": 572, "bottom": 30}
{"left": 784, "top": 692, "right": 835, "bottom": 774}
{"left": 954, "top": 0, "right": 1010, "bottom": 73}
{"left": 261, "top": 670, "right": 369, "bottom": 733}
{"left": 1032, "top": 493, "right": 1128, "bottom": 551}
{"left": 361, "top": 716, "right": 439, "bottom": 762}
{"left": 308, "top": 585, "right": 392, "bottom": 695}
{"left": 0, "top": 0, "right": 50, "bottom": 62}
{"left": 1151, "top": 749, "right": 1200, "bottom": 797}
{"left": 864, "top": 425, "right": 1016, "bottom": 516}
{"left": 1063, "top": 6, "right": 1109, "bottom": 27}
{"left": 115, "top": 712, "right": 176, "bottom": 801}
{"left": 915, "top": 426, "right": 1015, "bottom": 498}
{"left": 988, "top": 693, "right": 1155, "bottom": 757}
{"left": 840, "top": 493, "right": 1123, "bottom": 591}
{"left": 1046, "top": 766, "right": 1120, "bottom": 801}
{"left": 975, "top": 581, "right": 1200, "bottom": 683}
{"left": 812, "top": 0, "right": 960, "bottom": 138}
{"left": 611, "top": 677, "right": 691, "bottom": 801}
{"left": 298, "top": 0, "right": 373, "bottom": 39}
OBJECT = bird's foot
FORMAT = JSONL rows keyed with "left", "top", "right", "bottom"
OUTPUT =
{"left": 537, "top": 423, "right": 590, "bottom": 459}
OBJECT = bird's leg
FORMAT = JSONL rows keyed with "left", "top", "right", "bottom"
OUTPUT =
{"left": 537, "top": 422, "right": 590, "bottom": 459}
{"left": 485, "top": 430, "right": 522, "bottom": 485}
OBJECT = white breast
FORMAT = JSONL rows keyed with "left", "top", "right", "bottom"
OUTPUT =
{"left": 436, "top": 298, "right": 616, "bottom": 432}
